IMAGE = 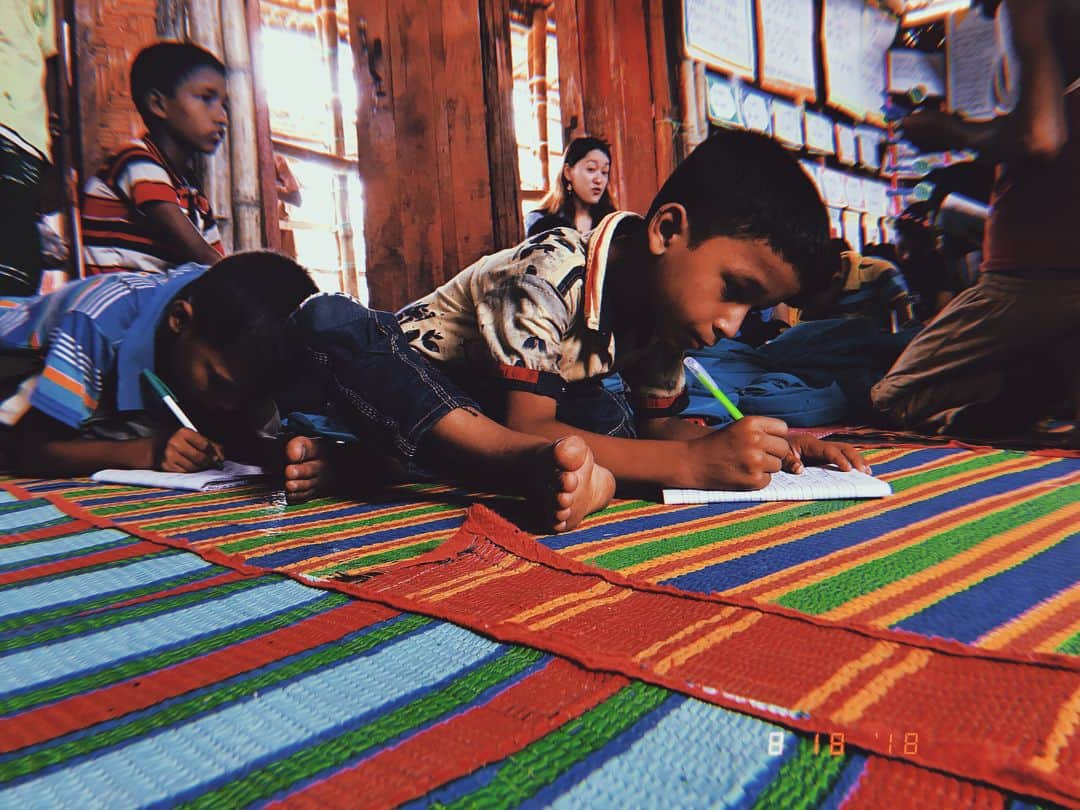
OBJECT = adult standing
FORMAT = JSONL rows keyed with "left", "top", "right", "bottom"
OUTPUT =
{"left": 525, "top": 136, "right": 616, "bottom": 237}
{"left": 872, "top": 0, "right": 1080, "bottom": 436}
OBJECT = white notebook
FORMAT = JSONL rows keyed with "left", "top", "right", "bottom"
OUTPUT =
{"left": 663, "top": 466, "right": 892, "bottom": 504}
{"left": 91, "top": 461, "right": 267, "bottom": 492}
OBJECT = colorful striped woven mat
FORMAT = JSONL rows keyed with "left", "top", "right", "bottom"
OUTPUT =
{"left": 0, "top": 493, "right": 1069, "bottom": 808}
{"left": 5, "top": 447, "right": 1078, "bottom": 657}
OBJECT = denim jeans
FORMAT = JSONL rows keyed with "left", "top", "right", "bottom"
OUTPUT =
{"left": 280, "top": 293, "right": 479, "bottom": 460}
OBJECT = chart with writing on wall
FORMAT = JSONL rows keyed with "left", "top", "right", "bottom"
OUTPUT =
{"left": 684, "top": 0, "right": 756, "bottom": 80}
{"left": 822, "top": 0, "right": 897, "bottom": 121}
{"left": 756, "top": 0, "right": 816, "bottom": 101}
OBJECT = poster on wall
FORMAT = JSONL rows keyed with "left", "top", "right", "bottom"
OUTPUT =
{"left": 822, "top": 0, "right": 897, "bottom": 121}
{"left": 684, "top": 0, "right": 756, "bottom": 80}
{"left": 739, "top": 87, "right": 773, "bottom": 134}
{"left": 844, "top": 174, "right": 866, "bottom": 212}
{"left": 821, "top": 167, "right": 848, "bottom": 208}
{"left": 804, "top": 110, "right": 836, "bottom": 154}
{"left": 856, "top": 126, "right": 885, "bottom": 170}
{"left": 835, "top": 123, "right": 858, "bottom": 165}
{"left": 828, "top": 206, "right": 844, "bottom": 238}
{"left": 705, "top": 71, "right": 744, "bottom": 127}
{"left": 887, "top": 49, "right": 946, "bottom": 98}
{"left": 842, "top": 209, "right": 864, "bottom": 250}
{"left": 756, "top": 0, "right": 816, "bottom": 101}
{"left": 772, "top": 99, "right": 804, "bottom": 147}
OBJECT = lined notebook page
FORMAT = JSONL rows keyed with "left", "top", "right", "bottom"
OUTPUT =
{"left": 91, "top": 461, "right": 266, "bottom": 492}
{"left": 663, "top": 467, "right": 891, "bottom": 504}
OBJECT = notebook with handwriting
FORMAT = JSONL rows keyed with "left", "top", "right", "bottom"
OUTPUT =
{"left": 663, "top": 466, "right": 891, "bottom": 504}
{"left": 91, "top": 461, "right": 267, "bottom": 492}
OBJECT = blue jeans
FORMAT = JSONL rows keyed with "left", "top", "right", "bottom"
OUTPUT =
{"left": 280, "top": 293, "right": 479, "bottom": 460}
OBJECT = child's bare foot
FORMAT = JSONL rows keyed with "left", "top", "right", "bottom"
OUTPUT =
{"left": 542, "top": 436, "right": 615, "bottom": 533}
{"left": 283, "top": 436, "right": 331, "bottom": 503}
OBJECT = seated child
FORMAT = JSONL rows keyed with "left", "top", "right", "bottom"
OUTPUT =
{"left": 0, "top": 252, "right": 612, "bottom": 532}
{"left": 795, "top": 239, "right": 918, "bottom": 331}
{"left": 396, "top": 129, "right": 869, "bottom": 493}
{"left": 82, "top": 42, "right": 228, "bottom": 274}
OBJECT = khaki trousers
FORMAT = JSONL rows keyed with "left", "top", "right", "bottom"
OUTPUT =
{"left": 871, "top": 272, "right": 1080, "bottom": 434}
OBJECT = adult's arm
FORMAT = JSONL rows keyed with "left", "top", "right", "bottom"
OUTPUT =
{"left": 900, "top": 0, "right": 1067, "bottom": 162}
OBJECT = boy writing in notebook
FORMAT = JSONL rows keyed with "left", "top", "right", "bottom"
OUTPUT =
{"left": 397, "top": 130, "right": 868, "bottom": 492}
{"left": 0, "top": 252, "right": 613, "bottom": 532}
{"left": 81, "top": 42, "right": 227, "bottom": 274}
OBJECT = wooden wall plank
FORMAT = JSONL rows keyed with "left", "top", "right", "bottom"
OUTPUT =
{"left": 612, "top": 0, "right": 659, "bottom": 214}
{"left": 349, "top": 0, "right": 402, "bottom": 309}
{"left": 246, "top": 0, "right": 281, "bottom": 251}
{"left": 554, "top": 0, "right": 584, "bottom": 144}
{"left": 646, "top": 0, "right": 676, "bottom": 183}
{"left": 74, "top": 0, "right": 156, "bottom": 181}
{"left": 478, "top": 0, "right": 522, "bottom": 249}
{"left": 440, "top": 0, "right": 496, "bottom": 276}
{"left": 390, "top": 0, "right": 444, "bottom": 307}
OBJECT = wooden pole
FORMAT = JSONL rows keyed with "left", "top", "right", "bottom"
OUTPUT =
{"left": 528, "top": 4, "right": 549, "bottom": 192}
{"left": 478, "top": 0, "right": 522, "bottom": 248}
{"left": 313, "top": 0, "right": 358, "bottom": 296}
{"left": 53, "top": 9, "right": 86, "bottom": 279}
{"left": 646, "top": 0, "right": 676, "bottom": 186}
{"left": 187, "top": 0, "right": 234, "bottom": 250}
{"left": 219, "top": 0, "right": 262, "bottom": 250}
{"left": 245, "top": 0, "right": 281, "bottom": 251}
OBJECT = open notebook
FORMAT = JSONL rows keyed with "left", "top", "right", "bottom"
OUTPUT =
{"left": 663, "top": 466, "right": 891, "bottom": 504}
{"left": 91, "top": 461, "right": 267, "bottom": 492}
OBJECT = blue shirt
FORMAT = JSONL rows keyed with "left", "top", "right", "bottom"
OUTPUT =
{"left": 0, "top": 264, "right": 208, "bottom": 430}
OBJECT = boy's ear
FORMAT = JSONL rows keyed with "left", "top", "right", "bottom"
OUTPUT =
{"left": 646, "top": 203, "right": 689, "bottom": 255}
{"left": 164, "top": 299, "right": 195, "bottom": 336}
{"left": 144, "top": 89, "right": 169, "bottom": 121}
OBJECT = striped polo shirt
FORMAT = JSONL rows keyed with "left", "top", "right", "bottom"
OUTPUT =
{"left": 0, "top": 265, "right": 208, "bottom": 432}
{"left": 81, "top": 137, "right": 223, "bottom": 275}
{"left": 396, "top": 212, "right": 687, "bottom": 415}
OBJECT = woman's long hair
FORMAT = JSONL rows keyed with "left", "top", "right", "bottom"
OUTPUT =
{"left": 535, "top": 136, "right": 618, "bottom": 226}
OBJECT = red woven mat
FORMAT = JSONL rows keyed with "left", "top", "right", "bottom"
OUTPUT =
{"left": 333, "top": 504, "right": 1080, "bottom": 808}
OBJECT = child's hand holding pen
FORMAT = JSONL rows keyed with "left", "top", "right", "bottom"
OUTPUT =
{"left": 143, "top": 369, "right": 225, "bottom": 471}
{"left": 155, "top": 428, "right": 225, "bottom": 472}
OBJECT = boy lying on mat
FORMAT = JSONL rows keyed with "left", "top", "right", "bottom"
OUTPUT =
{"left": 395, "top": 130, "right": 869, "bottom": 494}
{"left": 0, "top": 252, "right": 612, "bottom": 533}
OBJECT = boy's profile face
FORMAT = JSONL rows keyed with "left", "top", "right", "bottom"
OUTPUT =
{"left": 648, "top": 206, "right": 800, "bottom": 350}
{"left": 150, "top": 66, "right": 229, "bottom": 155}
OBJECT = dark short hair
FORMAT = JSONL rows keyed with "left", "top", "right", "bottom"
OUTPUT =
{"left": 130, "top": 42, "right": 226, "bottom": 125}
{"left": 181, "top": 251, "right": 317, "bottom": 388}
{"left": 645, "top": 130, "right": 832, "bottom": 302}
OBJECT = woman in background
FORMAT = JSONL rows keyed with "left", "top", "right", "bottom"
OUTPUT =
{"left": 526, "top": 136, "right": 616, "bottom": 237}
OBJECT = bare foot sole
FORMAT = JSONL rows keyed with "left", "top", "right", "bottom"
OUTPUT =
{"left": 538, "top": 436, "right": 615, "bottom": 533}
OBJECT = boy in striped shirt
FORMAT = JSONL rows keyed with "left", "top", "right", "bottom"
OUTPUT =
{"left": 81, "top": 42, "right": 228, "bottom": 274}
{"left": 0, "top": 251, "right": 614, "bottom": 530}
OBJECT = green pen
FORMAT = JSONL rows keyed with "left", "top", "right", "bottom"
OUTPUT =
{"left": 684, "top": 356, "right": 803, "bottom": 472}
{"left": 142, "top": 369, "right": 223, "bottom": 467}
{"left": 683, "top": 356, "right": 743, "bottom": 420}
